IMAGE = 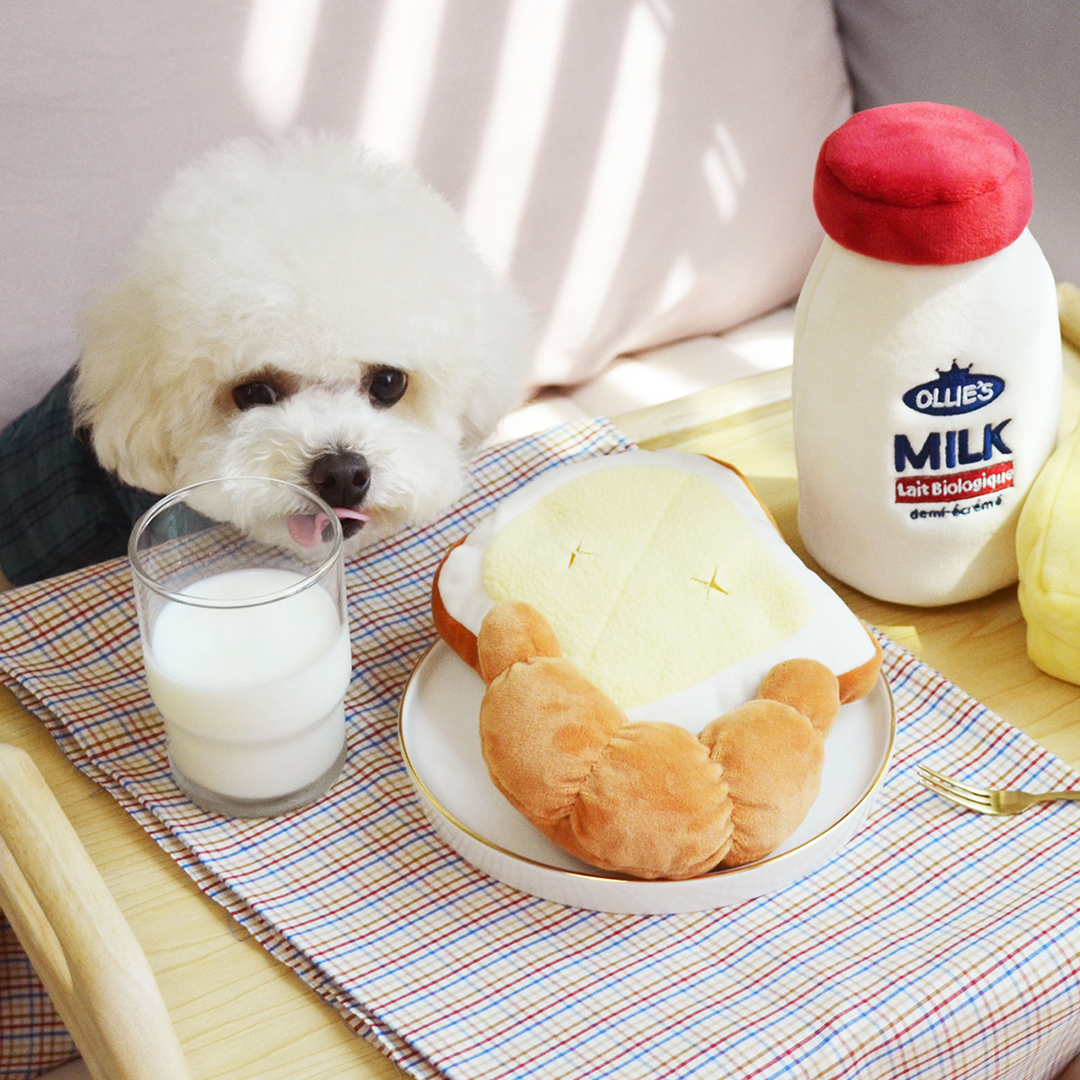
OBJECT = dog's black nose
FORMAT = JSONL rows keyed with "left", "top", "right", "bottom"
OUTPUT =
{"left": 309, "top": 450, "right": 371, "bottom": 509}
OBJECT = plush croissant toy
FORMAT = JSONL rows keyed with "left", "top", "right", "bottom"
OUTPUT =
{"left": 473, "top": 600, "right": 876, "bottom": 880}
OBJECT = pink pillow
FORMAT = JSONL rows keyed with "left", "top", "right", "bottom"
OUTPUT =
{"left": 0, "top": 1, "right": 852, "bottom": 425}
{"left": 498, "top": 1, "right": 853, "bottom": 384}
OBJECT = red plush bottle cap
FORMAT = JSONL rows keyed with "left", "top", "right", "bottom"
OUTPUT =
{"left": 813, "top": 102, "right": 1033, "bottom": 265}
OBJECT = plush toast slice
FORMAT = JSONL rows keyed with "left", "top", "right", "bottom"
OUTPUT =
{"left": 433, "top": 450, "right": 880, "bottom": 730}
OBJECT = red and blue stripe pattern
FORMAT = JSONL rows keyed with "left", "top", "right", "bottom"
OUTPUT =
{"left": 2, "top": 417, "right": 1080, "bottom": 1080}
{"left": 0, "top": 915, "right": 78, "bottom": 1079}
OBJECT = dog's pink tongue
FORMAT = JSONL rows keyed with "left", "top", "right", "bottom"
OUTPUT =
{"left": 287, "top": 507, "right": 370, "bottom": 548}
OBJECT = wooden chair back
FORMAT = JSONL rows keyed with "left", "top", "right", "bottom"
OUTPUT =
{"left": 0, "top": 743, "right": 189, "bottom": 1080}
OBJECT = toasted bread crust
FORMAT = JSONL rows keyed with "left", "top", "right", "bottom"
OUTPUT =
{"left": 430, "top": 540, "right": 480, "bottom": 672}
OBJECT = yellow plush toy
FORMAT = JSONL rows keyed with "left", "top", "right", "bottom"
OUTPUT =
{"left": 432, "top": 451, "right": 882, "bottom": 881}
{"left": 1017, "top": 284, "right": 1080, "bottom": 685}
{"left": 1017, "top": 414, "right": 1080, "bottom": 683}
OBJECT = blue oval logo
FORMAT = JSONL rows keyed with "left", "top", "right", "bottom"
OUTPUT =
{"left": 902, "top": 361, "right": 1005, "bottom": 416}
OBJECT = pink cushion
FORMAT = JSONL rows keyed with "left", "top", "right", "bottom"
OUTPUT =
{"left": 0, "top": 1, "right": 852, "bottom": 423}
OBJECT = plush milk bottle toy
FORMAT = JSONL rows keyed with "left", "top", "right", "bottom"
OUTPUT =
{"left": 792, "top": 102, "right": 1061, "bottom": 607}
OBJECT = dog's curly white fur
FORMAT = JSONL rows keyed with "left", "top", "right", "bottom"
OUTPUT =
{"left": 72, "top": 135, "right": 532, "bottom": 549}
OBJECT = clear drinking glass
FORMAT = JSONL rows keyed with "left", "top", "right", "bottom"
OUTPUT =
{"left": 129, "top": 477, "right": 350, "bottom": 817}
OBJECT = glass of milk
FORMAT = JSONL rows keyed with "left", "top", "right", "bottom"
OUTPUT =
{"left": 129, "top": 477, "right": 351, "bottom": 817}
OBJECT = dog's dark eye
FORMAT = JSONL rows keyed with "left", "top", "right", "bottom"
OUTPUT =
{"left": 232, "top": 381, "right": 281, "bottom": 410}
{"left": 368, "top": 367, "right": 408, "bottom": 408}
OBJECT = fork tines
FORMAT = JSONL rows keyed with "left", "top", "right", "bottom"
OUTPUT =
{"left": 915, "top": 763, "right": 994, "bottom": 811}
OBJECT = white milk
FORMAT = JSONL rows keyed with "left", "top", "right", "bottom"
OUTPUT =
{"left": 145, "top": 568, "right": 351, "bottom": 801}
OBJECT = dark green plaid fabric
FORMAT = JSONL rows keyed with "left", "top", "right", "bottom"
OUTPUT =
{"left": 0, "top": 369, "right": 159, "bottom": 585}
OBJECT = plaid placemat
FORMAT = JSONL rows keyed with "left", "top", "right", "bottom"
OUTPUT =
{"left": 3, "top": 417, "right": 1080, "bottom": 1080}
{"left": 0, "top": 917, "right": 77, "bottom": 1079}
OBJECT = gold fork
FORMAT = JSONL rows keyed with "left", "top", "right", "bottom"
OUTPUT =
{"left": 916, "top": 763, "right": 1080, "bottom": 816}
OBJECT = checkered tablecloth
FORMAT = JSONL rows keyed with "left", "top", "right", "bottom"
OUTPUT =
{"left": 3, "top": 417, "right": 1080, "bottom": 1080}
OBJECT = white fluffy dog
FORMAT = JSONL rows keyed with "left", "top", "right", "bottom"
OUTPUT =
{"left": 68, "top": 135, "right": 531, "bottom": 554}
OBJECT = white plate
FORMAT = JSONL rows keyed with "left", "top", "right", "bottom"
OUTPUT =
{"left": 399, "top": 643, "right": 895, "bottom": 914}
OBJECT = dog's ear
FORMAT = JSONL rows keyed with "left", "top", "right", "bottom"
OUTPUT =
{"left": 458, "top": 287, "right": 535, "bottom": 450}
{"left": 72, "top": 277, "right": 183, "bottom": 493}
